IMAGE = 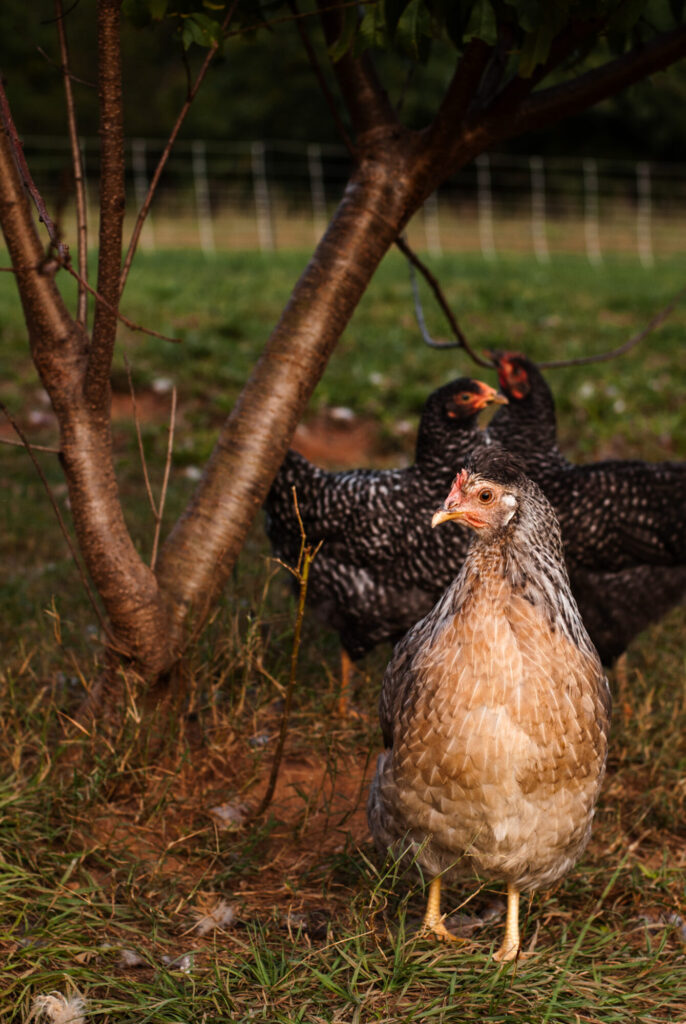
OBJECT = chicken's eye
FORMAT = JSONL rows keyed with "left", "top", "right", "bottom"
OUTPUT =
{"left": 478, "top": 489, "right": 494, "bottom": 503}
{"left": 458, "top": 392, "right": 473, "bottom": 403}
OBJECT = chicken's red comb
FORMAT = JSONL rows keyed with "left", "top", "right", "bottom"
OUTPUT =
{"left": 450, "top": 468, "right": 469, "bottom": 494}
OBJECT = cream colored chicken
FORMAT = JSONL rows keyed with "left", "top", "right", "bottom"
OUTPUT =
{"left": 368, "top": 444, "right": 611, "bottom": 962}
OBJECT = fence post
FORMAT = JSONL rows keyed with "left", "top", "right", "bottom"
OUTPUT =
{"left": 476, "top": 154, "right": 496, "bottom": 260}
{"left": 251, "top": 140, "right": 275, "bottom": 252}
{"left": 192, "top": 140, "right": 215, "bottom": 255}
{"left": 529, "top": 155, "right": 550, "bottom": 263}
{"left": 307, "top": 143, "right": 327, "bottom": 242}
{"left": 583, "top": 158, "right": 602, "bottom": 267}
{"left": 636, "top": 161, "right": 654, "bottom": 268}
{"left": 131, "top": 138, "right": 155, "bottom": 251}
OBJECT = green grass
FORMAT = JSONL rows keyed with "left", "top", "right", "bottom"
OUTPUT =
{"left": 0, "top": 251, "right": 685, "bottom": 1022}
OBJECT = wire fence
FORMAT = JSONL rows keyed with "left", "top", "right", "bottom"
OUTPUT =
{"left": 13, "top": 137, "right": 686, "bottom": 261}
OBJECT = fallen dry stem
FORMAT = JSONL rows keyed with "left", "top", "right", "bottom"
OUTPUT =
{"left": 250, "top": 488, "right": 322, "bottom": 820}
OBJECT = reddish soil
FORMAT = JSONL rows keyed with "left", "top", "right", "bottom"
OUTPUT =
{"left": 292, "top": 412, "right": 387, "bottom": 468}
{"left": 110, "top": 389, "right": 174, "bottom": 422}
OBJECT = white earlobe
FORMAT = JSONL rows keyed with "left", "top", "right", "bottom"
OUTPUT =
{"left": 502, "top": 493, "right": 517, "bottom": 524}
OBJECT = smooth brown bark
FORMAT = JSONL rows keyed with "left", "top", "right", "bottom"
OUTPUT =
{"left": 155, "top": 144, "right": 429, "bottom": 645}
{"left": 0, "top": 128, "right": 170, "bottom": 673}
{"left": 87, "top": 0, "right": 125, "bottom": 406}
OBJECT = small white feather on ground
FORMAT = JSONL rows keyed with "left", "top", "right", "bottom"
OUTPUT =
{"left": 28, "top": 992, "right": 86, "bottom": 1024}
{"left": 192, "top": 898, "right": 236, "bottom": 936}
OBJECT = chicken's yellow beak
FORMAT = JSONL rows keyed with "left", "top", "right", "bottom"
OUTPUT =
{"left": 431, "top": 506, "right": 465, "bottom": 529}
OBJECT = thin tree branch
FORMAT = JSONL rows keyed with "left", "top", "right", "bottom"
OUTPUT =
{"left": 0, "top": 79, "right": 69, "bottom": 263}
{"left": 64, "top": 262, "right": 181, "bottom": 343}
{"left": 0, "top": 400, "right": 113, "bottom": 642}
{"left": 119, "top": 1, "right": 240, "bottom": 295}
{"left": 55, "top": 0, "right": 88, "bottom": 327}
{"left": 538, "top": 282, "right": 686, "bottom": 369}
{"left": 36, "top": 45, "right": 95, "bottom": 88}
{"left": 510, "top": 25, "right": 686, "bottom": 140}
{"left": 87, "top": 0, "right": 125, "bottom": 404}
{"left": 150, "top": 387, "right": 176, "bottom": 572}
{"left": 0, "top": 436, "right": 60, "bottom": 453}
{"left": 125, "top": 355, "right": 158, "bottom": 519}
{"left": 317, "top": 0, "right": 398, "bottom": 141}
{"left": 424, "top": 38, "right": 493, "bottom": 157}
{"left": 394, "top": 235, "right": 492, "bottom": 367}
{"left": 289, "top": 0, "right": 355, "bottom": 156}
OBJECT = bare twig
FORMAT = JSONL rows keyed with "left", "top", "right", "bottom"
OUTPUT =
{"left": 0, "top": 400, "right": 113, "bottom": 642}
{"left": 36, "top": 45, "right": 95, "bottom": 88}
{"left": 119, "top": 1, "right": 240, "bottom": 295}
{"left": 0, "top": 79, "right": 69, "bottom": 262}
{"left": 55, "top": 0, "right": 88, "bottom": 326}
{"left": 538, "top": 282, "right": 686, "bottom": 369}
{"left": 250, "top": 488, "right": 322, "bottom": 821}
{"left": 0, "top": 436, "right": 60, "bottom": 453}
{"left": 0, "top": 267, "right": 16, "bottom": 273}
{"left": 150, "top": 387, "right": 176, "bottom": 571}
{"left": 124, "top": 357, "right": 177, "bottom": 569}
{"left": 395, "top": 234, "right": 492, "bottom": 368}
{"left": 63, "top": 262, "right": 181, "bottom": 343}
{"left": 289, "top": 0, "right": 355, "bottom": 157}
{"left": 125, "top": 355, "right": 158, "bottom": 519}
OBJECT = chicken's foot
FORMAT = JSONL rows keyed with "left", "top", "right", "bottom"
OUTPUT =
{"left": 418, "top": 876, "right": 464, "bottom": 943}
{"left": 493, "top": 884, "right": 521, "bottom": 962}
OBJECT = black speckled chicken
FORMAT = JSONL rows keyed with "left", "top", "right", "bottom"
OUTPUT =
{"left": 486, "top": 353, "right": 686, "bottom": 664}
{"left": 264, "top": 378, "right": 506, "bottom": 705}
{"left": 487, "top": 352, "right": 686, "bottom": 570}
{"left": 368, "top": 445, "right": 611, "bottom": 961}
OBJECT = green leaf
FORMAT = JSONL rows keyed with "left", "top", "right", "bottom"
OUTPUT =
{"left": 354, "top": 3, "right": 389, "bottom": 56}
{"left": 464, "top": 0, "right": 497, "bottom": 46}
{"left": 122, "top": 0, "right": 154, "bottom": 28}
{"left": 180, "top": 12, "right": 222, "bottom": 50}
{"left": 444, "top": 2, "right": 475, "bottom": 48}
{"left": 395, "top": 0, "right": 434, "bottom": 62}
{"left": 328, "top": 4, "right": 359, "bottom": 63}
{"left": 518, "top": 20, "right": 555, "bottom": 77}
{"left": 642, "top": 0, "right": 679, "bottom": 30}
{"left": 386, "top": 0, "right": 414, "bottom": 37}
{"left": 607, "top": 0, "right": 649, "bottom": 33}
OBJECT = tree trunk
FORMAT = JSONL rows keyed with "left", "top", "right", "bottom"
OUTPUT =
{"left": 155, "top": 138, "right": 435, "bottom": 650}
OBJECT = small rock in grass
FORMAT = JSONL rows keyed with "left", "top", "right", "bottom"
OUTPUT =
{"left": 119, "top": 948, "right": 147, "bottom": 968}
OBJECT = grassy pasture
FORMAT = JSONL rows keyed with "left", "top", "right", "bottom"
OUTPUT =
{"left": 0, "top": 251, "right": 685, "bottom": 1022}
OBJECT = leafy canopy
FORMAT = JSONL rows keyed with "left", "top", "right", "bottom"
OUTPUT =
{"left": 122, "top": 0, "right": 685, "bottom": 78}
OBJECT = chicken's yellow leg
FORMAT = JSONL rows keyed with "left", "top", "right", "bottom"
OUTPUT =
{"left": 418, "top": 876, "right": 462, "bottom": 942}
{"left": 493, "top": 884, "right": 520, "bottom": 962}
